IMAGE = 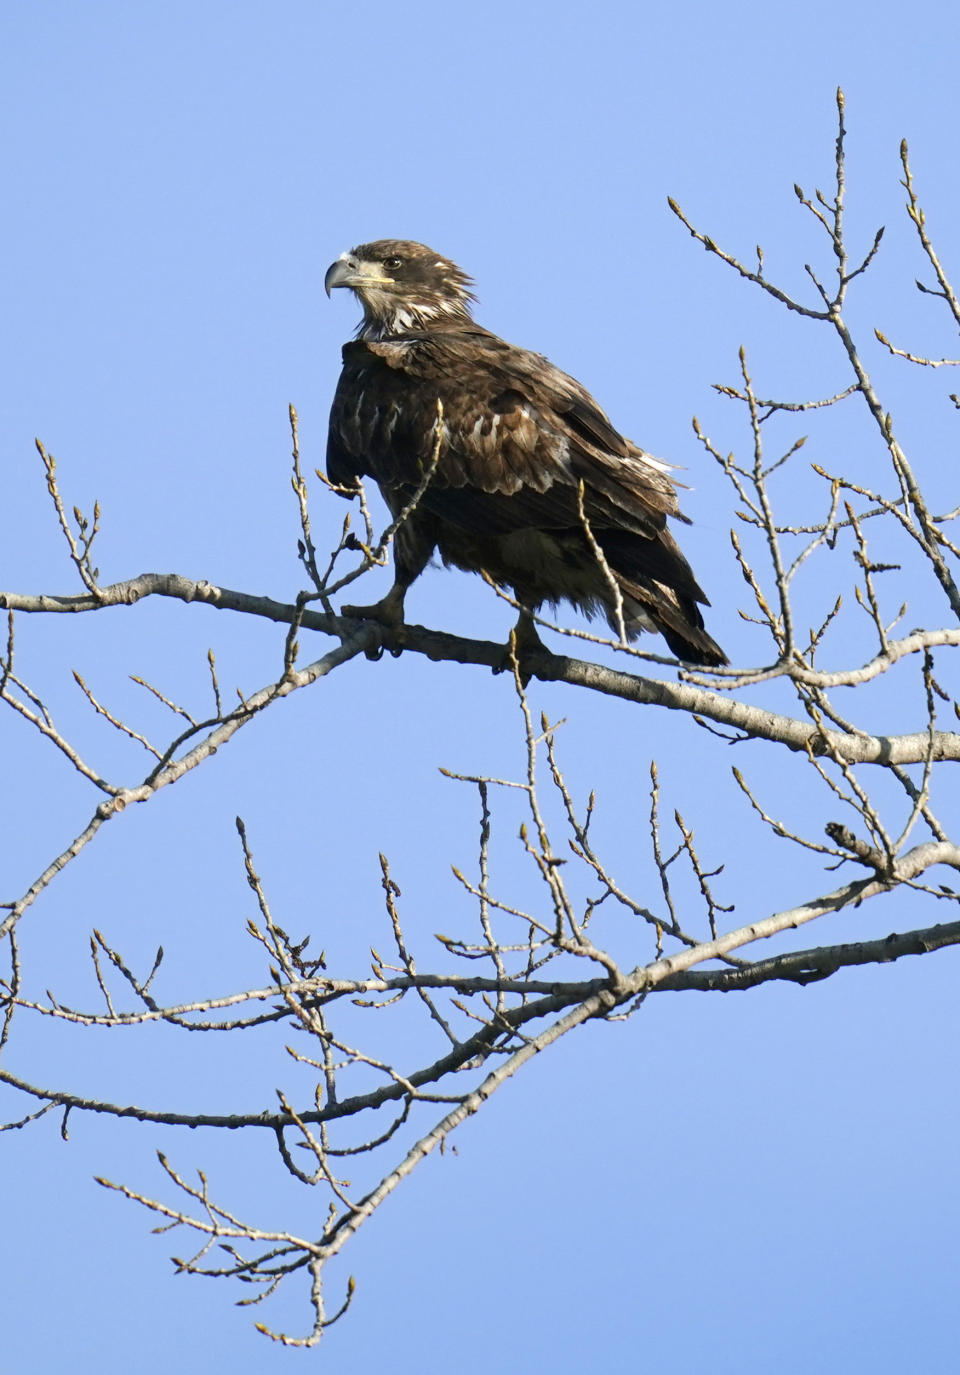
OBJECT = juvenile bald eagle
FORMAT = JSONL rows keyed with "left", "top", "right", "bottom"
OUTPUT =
{"left": 324, "top": 239, "right": 726, "bottom": 666}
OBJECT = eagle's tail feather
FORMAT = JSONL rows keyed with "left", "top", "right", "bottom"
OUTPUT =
{"left": 615, "top": 576, "right": 728, "bottom": 667}
{"left": 652, "top": 617, "right": 728, "bottom": 668}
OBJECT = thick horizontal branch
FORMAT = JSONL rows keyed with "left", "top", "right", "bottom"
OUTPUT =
{"left": 536, "top": 654, "right": 960, "bottom": 764}
{"left": 3, "top": 573, "right": 958, "bottom": 765}
{"left": 660, "top": 915, "right": 960, "bottom": 990}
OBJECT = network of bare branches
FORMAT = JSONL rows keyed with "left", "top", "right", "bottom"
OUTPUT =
{"left": 1, "top": 92, "right": 958, "bottom": 1345}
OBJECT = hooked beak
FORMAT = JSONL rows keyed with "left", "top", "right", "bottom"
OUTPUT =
{"left": 324, "top": 254, "right": 395, "bottom": 297}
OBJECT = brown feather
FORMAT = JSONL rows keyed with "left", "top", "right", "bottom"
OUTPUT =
{"left": 325, "top": 240, "right": 726, "bottom": 666}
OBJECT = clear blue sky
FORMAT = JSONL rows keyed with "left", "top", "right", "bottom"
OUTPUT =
{"left": 3, "top": 2, "right": 960, "bottom": 1370}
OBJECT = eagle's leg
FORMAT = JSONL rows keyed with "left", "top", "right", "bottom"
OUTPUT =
{"left": 512, "top": 606, "right": 547, "bottom": 657}
{"left": 341, "top": 516, "right": 435, "bottom": 629}
{"left": 498, "top": 598, "right": 549, "bottom": 685}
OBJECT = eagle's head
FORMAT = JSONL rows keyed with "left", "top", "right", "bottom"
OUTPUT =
{"left": 324, "top": 239, "right": 476, "bottom": 340}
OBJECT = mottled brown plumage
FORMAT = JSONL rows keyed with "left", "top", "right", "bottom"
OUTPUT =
{"left": 324, "top": 239, "right": 726, "bottom": 665}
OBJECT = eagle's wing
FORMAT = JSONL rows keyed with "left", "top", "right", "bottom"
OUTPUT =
{"left": 329, "top": 332, "right": 672, "bottom": 521}
{"left": 327, "top": 327, "right": 705, "bottom": 602}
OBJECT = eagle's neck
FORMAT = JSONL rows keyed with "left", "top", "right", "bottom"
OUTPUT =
{"left": 357, "top": 293, "right": 473, "bottom": 342}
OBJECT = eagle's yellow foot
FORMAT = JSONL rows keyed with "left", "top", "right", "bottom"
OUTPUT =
{"left": 341, "top": 586, "right": 408, "bottom": 659}
{"left": 341, "top": 584, "right": 406, "bottom": 628}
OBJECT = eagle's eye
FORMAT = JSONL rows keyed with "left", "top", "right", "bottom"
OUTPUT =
{"left": 383, "top": 256, "right": 404, "bottom": 273}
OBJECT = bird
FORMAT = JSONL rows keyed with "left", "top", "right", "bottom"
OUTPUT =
{"left": 324, "top": 239, "right": 726, "bottom": 667}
